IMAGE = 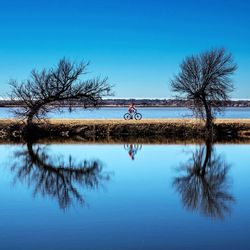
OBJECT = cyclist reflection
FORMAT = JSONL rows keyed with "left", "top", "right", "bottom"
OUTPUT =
{"left": 124, "top": 144, "right": 142, "bottom": 160}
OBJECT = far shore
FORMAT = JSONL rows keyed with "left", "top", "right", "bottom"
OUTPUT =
{"left": 1, "top": 105, "right": 250, "bottom": 108}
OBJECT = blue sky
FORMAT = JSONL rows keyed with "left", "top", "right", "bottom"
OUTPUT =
{"left": 0, "top": 0, "right": 249, "bottom": 98}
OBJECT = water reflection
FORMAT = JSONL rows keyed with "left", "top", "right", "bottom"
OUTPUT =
{"left": 124, "top": 144, "right": 142, "bottom": 160}
{"left": 173, "top": 140, "right": 235, "bottom": 219}
{"left": 10, "top": 141, "right": 111, "bottom": 209}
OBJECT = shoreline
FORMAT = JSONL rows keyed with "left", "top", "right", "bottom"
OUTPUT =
{"left": 1, "top": 105, "right": 250, "bottom": 108}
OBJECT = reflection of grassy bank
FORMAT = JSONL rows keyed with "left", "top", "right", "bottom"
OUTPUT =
{"left": 2, "top": 137, "right": 250, "bottom": 145}
{"left": 1, "top": 118, "right": 250, "bottom": 142}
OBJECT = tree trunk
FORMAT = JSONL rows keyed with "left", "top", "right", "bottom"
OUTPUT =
{"left": 27, "top": 104, "right": 42, "bottom": 126}
{"left": 202, "top": 98, "right": 213, "bottom": 130}
{"left": 27, "top": 114, "right": 34, "bottom": 127}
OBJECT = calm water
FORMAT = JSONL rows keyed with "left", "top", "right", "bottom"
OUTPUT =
{"left": 1, "top": 106, "right": 250, "bottom": 119}
{"left": 0, "top": 142, "right": 249, "bottom": 250}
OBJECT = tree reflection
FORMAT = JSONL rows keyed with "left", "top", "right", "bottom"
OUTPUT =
{"left": 10, "top": 142, "right": 111, "bottom": 209}
{"left": 173, "top": 140, "right": 235, "bottom": 219}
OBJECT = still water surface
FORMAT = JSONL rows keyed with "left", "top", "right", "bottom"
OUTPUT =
{"left": 1, "top": 107, "right": 250, "bottom": 119}
{"left": 0, "top": 142, "right": 249, "bottom": 249}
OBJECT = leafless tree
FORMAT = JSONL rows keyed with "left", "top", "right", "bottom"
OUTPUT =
{"left": 171, "top": 48, "right": 237, "bottom": 129}
{"left": 9, "top": 58, "right": 113, "bottom": 126}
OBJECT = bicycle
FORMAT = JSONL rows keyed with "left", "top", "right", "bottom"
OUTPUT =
{"left": 124, "top": 109, "right": 142, "bottom": 120}
{"left": 124, "top": 144, "right": 142, "bottom": 151}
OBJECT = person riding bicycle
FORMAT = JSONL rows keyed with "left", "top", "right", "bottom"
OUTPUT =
{"left": 124, "top": 103, "right": 141, "bottom": 120}
{"left": 128, "top": 103, "right": 136, "bottom": 114}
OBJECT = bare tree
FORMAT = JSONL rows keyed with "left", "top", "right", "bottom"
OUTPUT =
{"left": 171, "top": 48, "right": 237, "bottom": 129}
{"left": 9, "top": 58, "right": 113, "bottom": 126}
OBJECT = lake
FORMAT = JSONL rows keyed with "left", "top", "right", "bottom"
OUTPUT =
{"left": 0, "top": 142, "right": 249, "bottom": 249}
{"left": 1, "top": 106, "right": 250, "bottom": 119}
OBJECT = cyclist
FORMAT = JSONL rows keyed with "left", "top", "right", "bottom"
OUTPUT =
{"left": 124, "top": 103, "right": 141, "bottom": 120}
{"left": 128, "top": 103, "right": 136, "bottom": 114}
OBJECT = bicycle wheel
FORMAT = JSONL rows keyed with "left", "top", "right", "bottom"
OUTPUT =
{"left": 124, "top": 144, "right": 130, "bottom": 150}
{"left": 134, "top": 113, "right": 142, "bottom": 120}
{"left": 124, "top": 113, "right": 132, "bottom": 120}
{"left": 134, "top": 144, "right": 142, "bottom": 151}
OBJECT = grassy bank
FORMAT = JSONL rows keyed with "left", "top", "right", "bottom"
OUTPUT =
{"left": 1, "top": 118, "right": 250, "bottom": 142}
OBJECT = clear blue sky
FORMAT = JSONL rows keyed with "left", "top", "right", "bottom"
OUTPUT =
{"left": 0, "top": 0, "right": 249, "bottom": 99}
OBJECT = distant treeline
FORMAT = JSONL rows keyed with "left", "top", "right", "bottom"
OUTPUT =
{"left": 1, "top": 99, "right": 250, "bottom": 107}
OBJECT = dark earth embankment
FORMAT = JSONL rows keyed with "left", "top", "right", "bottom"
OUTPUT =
{"left": 1, "top": 119, "right": 250, "bottom": 143}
